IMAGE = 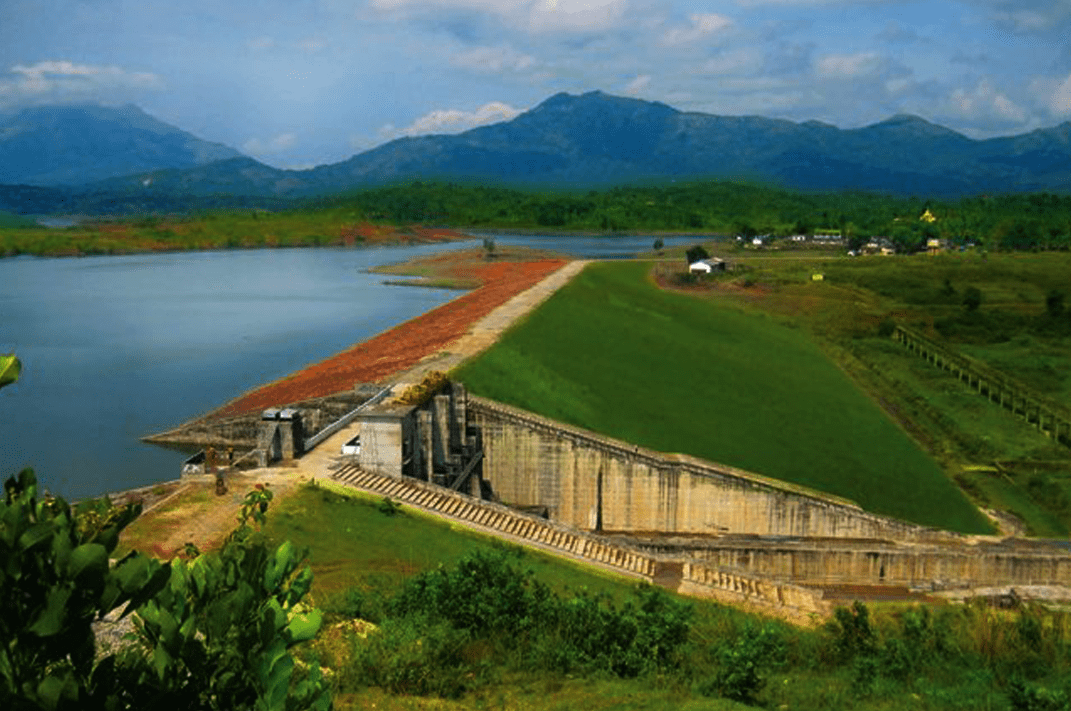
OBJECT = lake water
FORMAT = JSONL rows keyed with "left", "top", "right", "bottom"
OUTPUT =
{"left": 0, "top": 234, "right": 707, "bottom": 500}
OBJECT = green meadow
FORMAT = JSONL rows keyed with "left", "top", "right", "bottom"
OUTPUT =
{"left": 455, "top": 260, "right": 992, "bottom": 534}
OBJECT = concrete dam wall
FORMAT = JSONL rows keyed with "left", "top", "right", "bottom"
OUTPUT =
{"left": 347, "top": 386, "right": 1071, "bottom": 597}
{"left": 469, "top": 396, "right": 954, "bottom": 543}
{"left": 622, "top": 535, "right": 1071, "bottom": 589}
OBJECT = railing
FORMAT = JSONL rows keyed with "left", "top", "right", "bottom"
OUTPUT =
{"left": 892, "top": 325, "right": 1071, "bottom": 446}
{"left": 302, "top": 385, "right": 393, "bottom": 451}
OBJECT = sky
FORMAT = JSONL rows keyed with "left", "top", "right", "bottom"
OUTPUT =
{"left": 1, "top": 0, "right": 1070, "bottom": 169}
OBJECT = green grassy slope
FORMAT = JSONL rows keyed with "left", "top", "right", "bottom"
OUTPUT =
{"left": 455, "top": 261, "right": 992, "bottom": 534}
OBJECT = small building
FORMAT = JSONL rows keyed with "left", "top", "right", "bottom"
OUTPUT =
{"left": 689, "top": 258, "right": 726, "bottom": 275}
{"left": 927, "top": 238, "right": 944, "bottom": 255}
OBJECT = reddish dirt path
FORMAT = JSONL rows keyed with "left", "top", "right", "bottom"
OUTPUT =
{"left": 210, "top": 256, "right": 567, "bottom": 419}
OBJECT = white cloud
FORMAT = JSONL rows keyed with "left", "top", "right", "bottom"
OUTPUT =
{"left": 377, "top": 101, "right": 523, "bottom": 141}
{"left": 983, "top": 0, "right": 1071, "bottom": 33}
{"left": 369, "top": 0, "right": 629, "bottom": 33}
{"left": 814, "top": 52, "right": 883, "bottom": 79}
{"left": 1048, "top": 73, "right": 1071, "bottom": 115}
{"left": 242, "top": 132, "right": 297, "bottom": 156}
{"left": 660, "top": 13, "right": 733, "bottom": 45}
{"left": 949, "top": 79, "right": 1028, "bottom": 124}
{"left": 450, "top": 45, "right": 536, "bottom": 72}
{"left": 697, "top": 48, "right": 763, "bottom": 75}
{"left": 622, "top": 74, "right": 651, "bottom": 95}
{"left": 0, "top": 60, "right": 164, "bottom": 107}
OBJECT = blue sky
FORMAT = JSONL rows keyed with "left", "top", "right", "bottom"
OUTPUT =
{"left": 1, "top": 0, "right": 1069, "bottom": 169}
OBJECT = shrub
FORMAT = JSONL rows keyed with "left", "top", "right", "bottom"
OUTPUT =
{"left": 345, "top": 615, "right": 474, "bottom": 698}
{"left": 699, "top": 623, "right": 785, "bottom": 703}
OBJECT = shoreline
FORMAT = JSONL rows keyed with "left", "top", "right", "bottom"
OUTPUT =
{"left": 187, "top": 249, "right": 573, "bottom": 421}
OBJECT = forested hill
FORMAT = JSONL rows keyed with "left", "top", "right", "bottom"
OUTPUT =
{"left": 4, "top": 92, "right": 1071, "bottom": 206}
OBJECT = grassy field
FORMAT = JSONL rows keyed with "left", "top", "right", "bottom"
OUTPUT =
{"left": 639, "top": 247, "right": 1071, "bottom": 536}
{"left": 454, "top": 260, "right": 992, "bottom": 534}
{"left": 256, "top": 482, "right": 1071, "bottom": 711}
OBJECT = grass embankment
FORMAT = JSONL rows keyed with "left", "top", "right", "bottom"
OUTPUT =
{"left": 653, "top": 247, "right": 1071, "bottom": 536}
{"left": 454, "top": 260, "right": 991, "bottom": 533}
{"left": 259, "top": 483, "right": 1071, "bottom": 710}
{"left": 0, "top": 209, "right": 467, "bottom": 257}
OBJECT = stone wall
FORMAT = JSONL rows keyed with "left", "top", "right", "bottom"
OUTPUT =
{"left": 620, "top": 535, "right": 1071, "bottom": 589}
{"left": 470, "top": 396, "right": 959, "bottom": 543}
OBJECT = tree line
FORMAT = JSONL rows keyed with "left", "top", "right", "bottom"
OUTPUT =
{"left": 311, "top": 181, "right": 1071, "bottom": 252}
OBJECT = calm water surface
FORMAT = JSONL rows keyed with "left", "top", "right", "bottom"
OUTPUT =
{"left": 0, "top": 235, "right": 709, "bottom": 499}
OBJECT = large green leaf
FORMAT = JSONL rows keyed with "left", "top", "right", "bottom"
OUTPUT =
{"left": 0, "top": 355, "right": 20, "bottom": 390}
{"left": 17, "top": 522, "right": 54, "bottom": 552}
{"left": 36, "top": 670, "right": 78, "bottom": 710}
{"left": 29, "top": 586, "right": 72, "bottom": 637}
{"left": 67, "top": 543, "right": 107, "bottom": 580}
{"left": 284, "top": 608, "right": 322, "bottom": 644}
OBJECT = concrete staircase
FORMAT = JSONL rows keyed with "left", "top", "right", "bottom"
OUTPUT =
{"left": 329, "top": 460, "right": 656, "bottom": 580}
{"left": 327, "top": 461, "right": 831, "bottom": 624}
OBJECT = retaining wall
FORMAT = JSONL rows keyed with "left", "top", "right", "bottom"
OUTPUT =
{"left": 469, "top": 397, "right": 956, "bottom": 543}
{"left": 621, "top": 536, "right": 1071, "bottom": 589}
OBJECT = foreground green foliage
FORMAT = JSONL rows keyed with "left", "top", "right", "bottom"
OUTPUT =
{"left": 0, "top": 468, "right": 329, "bottom": 710}
{"left": 118, "top": 485, "right": 331, "bottom": 711}
{"left": 455, "top": 260, "right": 991, "bottom": 532}
{"left": 0, "top": 468, "right": 168, "bottom": 709}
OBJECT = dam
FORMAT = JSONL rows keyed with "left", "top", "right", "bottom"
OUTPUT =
{"left": 142, "top": 255, "right": 1071, "bottom": 622}
{"left": 192, "top": 377, "right": 1068, "bottom": 622}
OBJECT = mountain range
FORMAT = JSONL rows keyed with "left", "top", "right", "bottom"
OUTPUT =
{"left": 3, "top": 92, "right": 1071, "bottom": 214}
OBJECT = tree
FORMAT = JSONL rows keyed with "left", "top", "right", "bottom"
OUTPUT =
{"left": 963, "top": 286, "right": 983, "bottom": 312}
{"left": 482, "top": 237, "right": 496, "bottom": 260}
{"left": 1045, "top": 290, "right": 1065, "bottom": 318}
{"left": 685, "top": 245, "right": 709, "bottom": 265}
{"left": 652, "top": 237, "right": 664, "bottom": 254}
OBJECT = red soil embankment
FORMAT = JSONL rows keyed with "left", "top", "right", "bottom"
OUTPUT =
{"left": 210, "top": 257, "right": 567, "bottom": 419}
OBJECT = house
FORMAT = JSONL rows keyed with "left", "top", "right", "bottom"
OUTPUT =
{"left": 689, "top": 258, "right": 726, "bottom": 274}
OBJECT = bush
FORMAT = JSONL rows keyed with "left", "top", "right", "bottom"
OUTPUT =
{"left": 389, "top": 549, "right": 554, "bottom": 638}
{"left": 345, "top": 615, "right": 475, "bottom": 698}
{"left": 699, "top": 623, "right": 785, "bottom": 703}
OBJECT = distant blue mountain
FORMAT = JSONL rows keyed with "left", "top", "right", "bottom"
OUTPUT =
{"left": 0, "top": 103, "right": 242, "bottom": 185}
{"left": 4, "top": 92, "right": 1071, "bottom": 210}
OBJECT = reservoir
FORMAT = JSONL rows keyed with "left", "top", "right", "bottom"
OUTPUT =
{"left": 0, "top": 234, "right": 706, "bottom": 500}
